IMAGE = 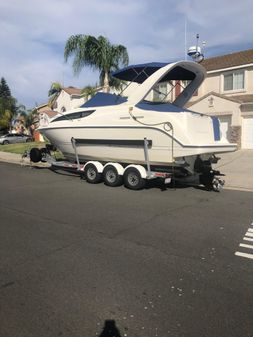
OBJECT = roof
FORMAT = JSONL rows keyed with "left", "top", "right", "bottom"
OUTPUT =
{"left": 41, "top": 110, "right": 58, "bottom": 118}
{"left": 63, "top": 87, "right": 82, "bottom": 95}
{"left": 37, "top": 105, "right": 57, "bottom": 118}
{"left": 187, "top": 91, "right": 241, "bottom": 107}
{"left": 231, "top": 94, "right": 253, "bottom": 103}
{"left": 201, "top": 49, "right": 253, "bottom": 71}
{"left": 37, "top": 104, "right": 51, "bottom": 113}
{"left": 36, "top": 103, "right": 48, "bottom": 110}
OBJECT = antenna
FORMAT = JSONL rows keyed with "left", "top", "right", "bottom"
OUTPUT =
{"left": 187, "top": 34, "right": 205, "bottom": 63}
{"left": 184, "top": 17, "right": 187, "bottom": 60}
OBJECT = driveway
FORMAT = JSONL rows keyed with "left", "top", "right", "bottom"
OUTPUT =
{"left": 213, "top": 149, "right": 253, "bottom": 191}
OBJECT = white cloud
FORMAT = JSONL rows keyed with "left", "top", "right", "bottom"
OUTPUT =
{"left": 176, "top": 0, "right": 253, "bottom": 46}
{"left": 0, "top": 0, "right": 252, "bottom": 108}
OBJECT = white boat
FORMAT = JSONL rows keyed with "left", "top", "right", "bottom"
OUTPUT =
{"left": 36, "top": 60, "right": 237, "bottom": 190}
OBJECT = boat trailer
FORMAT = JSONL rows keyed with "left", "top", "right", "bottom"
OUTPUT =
{"left": 28, "top": 137, "right": 172, "bottom": 190}
{"left": 27, "top": 137, "right": 224, "bottom": 191}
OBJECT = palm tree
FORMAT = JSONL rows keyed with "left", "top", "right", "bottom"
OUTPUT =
{"left": 48, "top": 82, "right": 63, "bottom": 108}
{"left": 64, "top": 35, "right": 129, "bottom": 92}
{"left": 81, "top": 85, "right": 97, "bottom": 101}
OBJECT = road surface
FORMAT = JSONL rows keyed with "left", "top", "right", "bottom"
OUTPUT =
{"left": 0, "top": 162, "right": 252, "bottom": 337}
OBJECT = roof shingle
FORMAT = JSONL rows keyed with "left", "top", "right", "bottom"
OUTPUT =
{"left": 63, "top": 87, "right": 82, "bottom": 95}
{"left": 201, "top": 49, "right": 253, "bottom": 71}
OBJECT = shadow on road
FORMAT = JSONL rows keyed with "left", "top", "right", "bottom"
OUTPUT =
{"left": 49, "top": 166, "right": 212, "bottom": 192}
{"left": 98, "top": 320, "right": 122, "bottom": 337}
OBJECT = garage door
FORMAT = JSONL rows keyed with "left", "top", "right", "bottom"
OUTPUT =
{"left": 242, "top": 117, "right": 253, "bottom": 149}
{"left": 218, "top": 116, "right": 232, "bottom": 142}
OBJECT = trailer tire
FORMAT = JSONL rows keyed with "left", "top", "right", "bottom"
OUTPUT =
{"left": 124, "top": 167, "right": 145, "bottom": 190}
{"left": 103, "top": 165, "right": 123, "bottom": 187}
{"left": 84, "top": 163, "right": 102, "bottom": 184}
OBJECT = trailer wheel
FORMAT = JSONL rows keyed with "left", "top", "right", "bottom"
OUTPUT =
{"left": 103, "top": 165, "right": 123, "bottom": 187}
{"left": 84, "top": 163, "right": 102, "bottom": 184}
{"left": 124, "top": 167, "right": 145, "bottom": 190}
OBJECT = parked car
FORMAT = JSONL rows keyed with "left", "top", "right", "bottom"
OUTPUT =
{"left": 0, "top": 133, "right": 33, "bottom": 145}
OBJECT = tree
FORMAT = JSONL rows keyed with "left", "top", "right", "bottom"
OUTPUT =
{"left": 48, "top": 82, "right": 63, "bottom": 108}
{"left": 48, "top": 82, "right": 63, "bottom": 97}
{"left": 64, "top": 35, "right": 129, "bottom": 92}
{"left": 0, "top": 78, "right": 11, "bottom": 98}
{"left": 81, "top": 85, "right": 97, "bottom": 100}
{"left": 0, "top": 77, "right": 16, "bottom": 130}
{"left": 24, "top": 109, "right": 36, "bottom": 128}
{"left": 0, "top": 110, "right": 12, "bottom": 130}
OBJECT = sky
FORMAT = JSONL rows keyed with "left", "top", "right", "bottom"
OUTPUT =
{"left": 0, "top": 0, "right": 253, "bottom": 109}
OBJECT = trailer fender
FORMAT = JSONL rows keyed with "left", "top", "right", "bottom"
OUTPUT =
{"left": 103, "top": 162, "right": 124, "bottom": 176}
{"left": 83, "top": 161, "right": 104, "bottom": 173}
{"left": 124, "top": 164, "right": 147, "bottom": 179}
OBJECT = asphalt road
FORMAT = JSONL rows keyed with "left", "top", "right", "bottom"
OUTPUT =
{"left": 0, "top": 162, "right": 253, "bottom": 337}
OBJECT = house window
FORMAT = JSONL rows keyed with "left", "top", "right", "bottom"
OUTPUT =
{"left": 223, "top": 71, "right": 244, "bottom": 91}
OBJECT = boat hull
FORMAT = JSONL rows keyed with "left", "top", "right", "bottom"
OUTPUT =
{"left": 40, "top": 125, "right": 237, "bottom": 167}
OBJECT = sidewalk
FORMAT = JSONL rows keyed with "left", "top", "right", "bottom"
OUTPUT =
{"left": 0, "top": 149, "right": 253, "bottom": 192}
{"left": 0, "top": 151, "right": 50, "bottom": 167}
{"left": 0, "top": 151, "right": 25, "bottom": 165}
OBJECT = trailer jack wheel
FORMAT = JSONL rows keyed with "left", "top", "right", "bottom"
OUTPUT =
{"left": 212, "top": 177, "right": 225, "bottom": 192}
{"left": 201, "top": 174, "right": 224, "bottom": 192}
{"left": 30, "top": 148, "right": 42, "bottom": 163}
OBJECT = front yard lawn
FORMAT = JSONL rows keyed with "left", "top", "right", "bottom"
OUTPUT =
{"left": 0, "top": 142, "right": 64, "bottom": 160}
{"left": 0, "top": 142, "right": 44, "bottom": 154}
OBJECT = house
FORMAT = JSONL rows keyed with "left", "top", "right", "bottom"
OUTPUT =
{"left": 149, "top": 49, "right": 253, "bottom": 149}
{"left": 52, "top": 87, "right": 85, "bottom": 112}
{"left": 187, "top": 49, "right": 253, "bottom": 149}
{"left": 33, "top": 103, "right": 57, "bottom": 141}
{"left": 33, "top": 87, "right": 86, "bottom": 141}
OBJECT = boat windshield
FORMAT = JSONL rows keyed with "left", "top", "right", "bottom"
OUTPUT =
{"left": 80, "top": 62, "right": 203, "bottom": 108}
{"left": 113, "top": 62, "right": 201, "bottom": 107}
{"left": 144, "top": 79, "right": 192, "bottom": 104}
{"left": 80, "top": 92, "right": 127, "bottom": 108}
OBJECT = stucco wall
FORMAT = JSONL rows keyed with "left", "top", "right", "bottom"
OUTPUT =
{"left": 189, "top": 95, "right": 241, "bottom": 125}
{"left": 192, "top": 66, "right": 253, "bottom": 102}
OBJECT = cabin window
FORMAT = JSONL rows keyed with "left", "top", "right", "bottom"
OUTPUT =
{"left": 52, "top": 110, "right": 95, "bottom": 122}
{"left": 223, "top": 70, "right": 244, "bottom": 91}
{"left": 151, "top": 82, "right": 175, "bottom": 103}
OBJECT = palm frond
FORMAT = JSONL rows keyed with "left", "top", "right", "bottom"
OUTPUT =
{"left": 64, "top": 34, "right": 129, "bottom": 90}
